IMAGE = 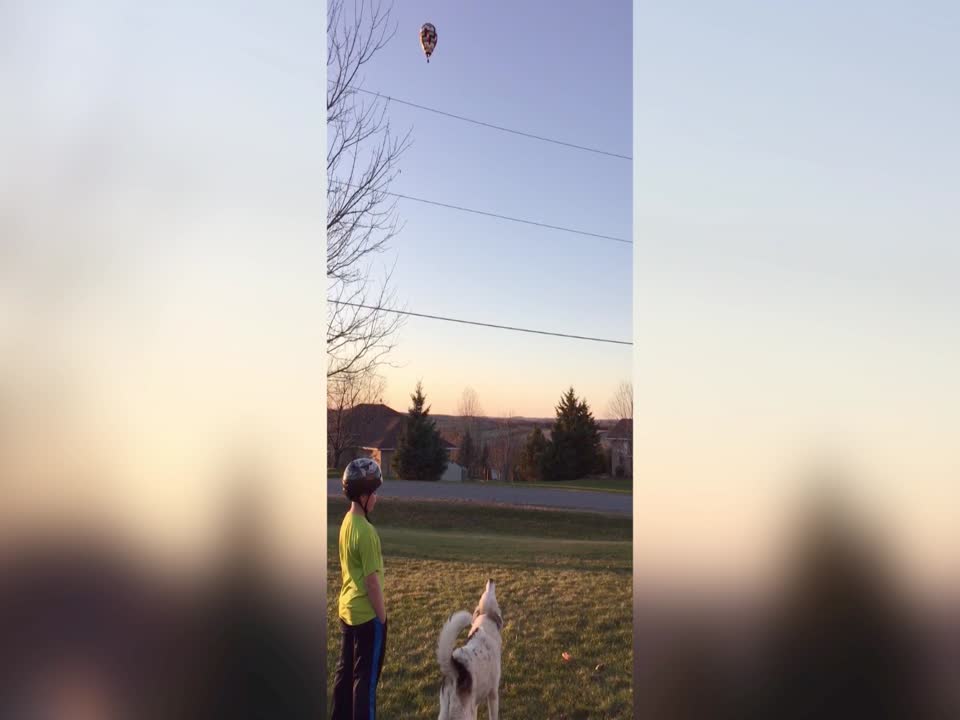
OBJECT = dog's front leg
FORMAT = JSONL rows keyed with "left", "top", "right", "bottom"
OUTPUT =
{"left": 487, "top": 691, "right": 498, "bottom": 720}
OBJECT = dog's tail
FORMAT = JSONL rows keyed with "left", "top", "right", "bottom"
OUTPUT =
{"left": 437, "top": 611, "right": 473, "bottom": 679}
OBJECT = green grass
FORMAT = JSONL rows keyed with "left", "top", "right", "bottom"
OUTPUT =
{"left": 331, "top": 497, "right": 631, "bottom": 542}
{"left": 465, "top": 476, "right": 633, "bottom": 495}
{"left": 328, "top": 497, "right": 632, "bottom": 719}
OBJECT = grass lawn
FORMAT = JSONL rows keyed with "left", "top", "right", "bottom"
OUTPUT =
{"left": 328, "top": 497, "right": 632, "bottom": 719}
{"left": 465, "top": 476, "right": 633, "bottom": 495}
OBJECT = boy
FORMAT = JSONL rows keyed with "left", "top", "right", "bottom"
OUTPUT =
{"left": 331, "top": 458, "right": 388, "bottom": 720}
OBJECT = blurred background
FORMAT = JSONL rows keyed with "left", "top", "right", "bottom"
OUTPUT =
{"left": 1, "top": 1, "right": 326, "bottom": 717}
{"left": 634, "top": 1, "right": 960, "bottom": 718}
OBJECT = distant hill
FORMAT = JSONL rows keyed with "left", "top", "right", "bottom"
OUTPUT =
{"left": 431, "top": 414, "right": 619, "bottom": 428}
{"left": 430, "top": 414, "right": 620, "bottom": 444}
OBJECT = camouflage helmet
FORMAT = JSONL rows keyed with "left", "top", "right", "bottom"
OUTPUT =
{"left": 342, "top": 457, "right": 383, "bottom": 501}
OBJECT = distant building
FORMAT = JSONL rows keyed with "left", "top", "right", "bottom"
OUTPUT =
{"left": 441, "top": 462, "right": 467, "bottom": 483}
{"left": 332, "top": 403, "right": 458, "bottom": 480}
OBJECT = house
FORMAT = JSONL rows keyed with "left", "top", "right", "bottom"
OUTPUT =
{"left": 604, "top": 418, "right": 633, "bottom": 478}
{"left": 333, "top": 403, "right": 458, "bottom": 480}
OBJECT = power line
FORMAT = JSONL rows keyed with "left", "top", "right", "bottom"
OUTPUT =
{"left": 246, "top": 45, "right": 630, "bottom": 161}
{"left": 329, "top": 180, "right": 631, "bottom": 245}
{"left": 118, "top": 14, "right": 630, "bottom": 163}
{"left": 330, "top": 300, "right": 632, "bottom": 347}
{"left": 342, "top": 87, "right": 632, "bottom": 162}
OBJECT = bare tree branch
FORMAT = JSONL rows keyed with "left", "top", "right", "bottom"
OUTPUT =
{"left": 327, "top": 0, "right": 409, "bottom": 381}
{"left": 489, "top": 411, "right": 519, "bottom": 483}
{"left": 608, "top": 381, "right": 633, "bottom": 421}
{"left": 327, "top": 370, "right": 386, "bottom": 468}
{"left": 457, "top": 386, "right": 484, "bottom": 436}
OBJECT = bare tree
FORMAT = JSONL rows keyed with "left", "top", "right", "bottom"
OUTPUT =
{"left": 327, "top": 0, "right": 411, "bottom": 381}
{"left": 327, "top": 371, "right": 386, "bottom": 469}
{"left": 608, "top": 380, "right": 633, "bottom": 421}
{"left": 489, "top": 411, "right": 520, "bottom": 483}
{"left": 457, "top": 386, "right": 484, "bottom": 436}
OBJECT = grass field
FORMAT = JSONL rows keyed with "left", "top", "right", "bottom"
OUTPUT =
{"left": 327, "top": 497, "right": 632, "bottom": 719}
{"left": 464, "top": 476, "right": 633, "bottom": 495}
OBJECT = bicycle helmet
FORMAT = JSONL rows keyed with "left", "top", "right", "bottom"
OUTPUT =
{"left": 342, "top": 458, "right": 383, "bottom": 519}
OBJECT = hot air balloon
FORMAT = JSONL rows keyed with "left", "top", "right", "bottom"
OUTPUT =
{"left": 420, "top": 23, "right": 437, "bottom": 63}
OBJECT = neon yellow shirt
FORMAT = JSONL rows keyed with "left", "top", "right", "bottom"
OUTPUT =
{"left": 337, "top": 512, "right": 385, "bottom": 625}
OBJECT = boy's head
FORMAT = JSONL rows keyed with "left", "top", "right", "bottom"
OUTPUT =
{"left": 342, "top": 458, "right": 383, "bottom": 519}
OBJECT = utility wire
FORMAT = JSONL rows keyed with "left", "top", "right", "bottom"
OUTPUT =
{"left": 117, "top": 14, "right": 630, "bottom": 162}
{"left": 329, "top": 180, "right": 631, "bottom": 245}
{"left": 348, "top": 86, "right": 632, "bottom": 161}
{"left": 330, "top": 300, "right": 632, "bottom": 347}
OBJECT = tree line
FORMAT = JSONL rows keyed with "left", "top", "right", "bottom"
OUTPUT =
{"left": 336, "top": 382, "right": 611, "bottom": 483}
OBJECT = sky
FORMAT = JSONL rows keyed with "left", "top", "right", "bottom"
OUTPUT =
{"left": 2, "top": 0, "right": 328, "bottom": 566}
{"left": 634, "top": 0, "right": 959, "bottom": 594}
{"left": 1, "top": 0, "right": 629, "bottom": 560}
{"left": 330, "top": 0, "right": 633, "bottom": 418}
{"left": 4, "top": 0, "right": 954, "bottom": 591}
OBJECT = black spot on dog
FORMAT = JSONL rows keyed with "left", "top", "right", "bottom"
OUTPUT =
{"left": 452, "top": 656, "right": 472, "bottom": 696}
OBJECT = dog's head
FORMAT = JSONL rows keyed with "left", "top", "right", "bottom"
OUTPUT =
{"left": 472, "top": 578, "right": 502, "bottom": 628}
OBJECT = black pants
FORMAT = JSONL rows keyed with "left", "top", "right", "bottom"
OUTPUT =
{"left": 331, "top": 617, "right": 387, "bottom": 720}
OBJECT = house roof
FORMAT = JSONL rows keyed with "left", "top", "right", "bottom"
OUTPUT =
{"left": 607, "top": 418, "right": 633, "bottom": 440}
{"left": 341, "top": 403, "right": 457, "bottom": 451}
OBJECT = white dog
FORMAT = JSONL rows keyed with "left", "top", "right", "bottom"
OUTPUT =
{"left": 437, "top": 579, "right": 503, "bottom": 720}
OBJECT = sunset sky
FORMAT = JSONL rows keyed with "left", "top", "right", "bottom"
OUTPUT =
{"left": 335, "top": 0, "right": 632, "bottom": 417}
{"left": 3, "top": 0, "right": 629, "bottom": 556}
{"left": 3, "top": 0, "right": 327, "bottom": 559}
{"left": 634, "top": 0, "right": 959, "bottom": 594}
{"left": 5, "top": 0, "right": 955, "bottom": 590}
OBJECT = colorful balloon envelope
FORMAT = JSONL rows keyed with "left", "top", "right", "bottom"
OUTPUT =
{"left": 420, "top": 23, "right": 437, "bottom": 62}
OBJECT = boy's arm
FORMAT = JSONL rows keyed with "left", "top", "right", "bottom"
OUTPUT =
{"left": 364, "top": 572, "right": 387, "bottom": 624}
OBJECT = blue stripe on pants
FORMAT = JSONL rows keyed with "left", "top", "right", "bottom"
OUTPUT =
{"left": 369, "top": 620, "right": 383, "bottom": 720}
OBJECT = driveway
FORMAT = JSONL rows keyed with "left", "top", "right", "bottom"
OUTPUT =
{"left": 327, "top": 478, "right": 631, "bottom": 516}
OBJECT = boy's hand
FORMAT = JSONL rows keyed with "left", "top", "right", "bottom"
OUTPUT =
{"left": 364, "top": 572, "right": 387, "bottom": 626}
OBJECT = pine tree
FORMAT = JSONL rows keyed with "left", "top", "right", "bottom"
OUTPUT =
{"left": 518, "top": 427, "right": 548, "bottom": 482}
{"left": 542, "top": 388, "right": 604, "bottom": 481}
{"left": 457, "top": 430, "right": 476, "bottom": 477}
{"left": 392, "top": 382, "right": 449, "bottom": 481}
{"left": 575, "top": 398, "right": 606, "bottom": 477}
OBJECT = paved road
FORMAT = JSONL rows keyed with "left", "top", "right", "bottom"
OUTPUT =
{"left": 327, "top": 478, "right": 631, "bottom": 516}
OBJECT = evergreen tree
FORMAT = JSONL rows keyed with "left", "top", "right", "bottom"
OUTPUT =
{"left": 518, "top": 427, "right": 548, "bottom": 482}
{"left": 542, "top": 388, "right": 604, "bottom": 481}
{"left": 457, "top": 430, "right": 476, "bottom": 477}
{"left": 576, "top": 398, "right": 607, "bottom": 476}
{"left": 392, "top": 382, "right": 449, "bottom": 481}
